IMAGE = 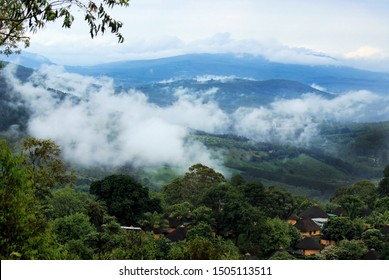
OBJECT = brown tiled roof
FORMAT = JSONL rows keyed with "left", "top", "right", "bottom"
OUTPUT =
{"left": 295, "top": 237, "right": 323, "bottom": 250}
{"left": 294, "top": 218, "right": 321, "bottom": 232}
{"left": 300, "top": 205, "right": 328, "bottom": 219}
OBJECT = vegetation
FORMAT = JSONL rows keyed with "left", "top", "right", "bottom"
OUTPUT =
{"left": 1, "top": 137, "right": 388, "bottom": 260}
{"left": 0, "top": 0, "right": 129, "bottom": 55}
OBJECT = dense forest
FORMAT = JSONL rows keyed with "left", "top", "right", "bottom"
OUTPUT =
{"left": 1, "top": 136, "right": 388, "bottom": 260}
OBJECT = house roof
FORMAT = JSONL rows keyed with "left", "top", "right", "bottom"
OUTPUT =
{"left": 295, "top": 218, "right": 321, "bottom": 232}
{"left": 287, "top": 214, "right": 300, "bottom": 221}
{"left": 295, "top": 237, "right": 323, "bottom": 250}
{"left": 300, "top": 205, "right": 328, "bottom": 219}
{"left": 167, "top": 216, "right": 180, "bottom": 228}
{"left": 166, "top": 226, "right": 187, "bottom": 241}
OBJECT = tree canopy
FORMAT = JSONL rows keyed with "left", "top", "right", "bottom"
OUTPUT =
{"left": 0, "top": 0, "right": 129, "bottom": 55}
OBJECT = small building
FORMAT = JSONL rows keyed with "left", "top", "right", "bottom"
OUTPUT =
{"left": 300, "top": 205, "right": 329, "bottom": 220}
{"left": 320, "top": 234, "right": 335, "bottom": 247}
{"left": 286, "top": 214, "right": 300, "bottom": 225}
{"left": 166, "top": 226, "right": 187, "bottom": 242}
{"left": 294, "top": 218, "right": 321, "bottom": 237}
{"left": 295, "top": 237, "right": 323, "bottom": 256}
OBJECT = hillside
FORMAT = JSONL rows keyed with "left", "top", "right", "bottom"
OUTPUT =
{"left": 65, "top": 53, "right": 389, "bottom": 93}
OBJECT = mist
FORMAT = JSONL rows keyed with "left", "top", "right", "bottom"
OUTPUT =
{"left": 3, "top": 65, "right": 228, "bottom": 172}
{"left": 3, "top": 65, "right": 389, "bottom": 173}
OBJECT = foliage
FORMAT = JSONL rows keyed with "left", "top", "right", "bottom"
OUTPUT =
{"left": 269, "top": 250, "right": 296, "bottom": 260}
{"left": 47, "top": 187, "right": 90, "bottom": 220}
{"left": 322, "top": 217, "right": 364, "bottom": 241}
{"left": 331, "top": 180, "right": 377, "bottom": 209}
{"left": 258, "top": 218, "right": 299, "bottom": 257}
{"left": 321, "top": 240, "right": 368, "bottom": 260}
{"left": 0, "top": 0, "right": 129, "bottom": 55}
{"left": 378, "top": 165, "right": 389, "bottom": 196}
{"left": 90, "top": 174, "right": 152, "bottom": 225}
{"left": 22, "top": 136, "right": 75, "bottom": 201}
{"left": 0, "top": 140, "right": 61, "bottom": 259}
{"left": 162, "top": 164, "right": 226, "bottom": 207}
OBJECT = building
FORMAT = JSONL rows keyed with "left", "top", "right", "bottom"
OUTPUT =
{"left": 294, "top": 218, "right": 321, "bottom": 237}
{"left": 295, "top": 237, "right": 323, "bottom": 256}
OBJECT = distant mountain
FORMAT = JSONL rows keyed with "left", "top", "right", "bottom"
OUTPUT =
{"left": 66, "top": 53, "right": 389, "bottom": 93}
{"left": 135, "top": 78, "right": 332, "bottom": 112}
{"left": 1, "top": 51, "right": 54, "bottom": 69}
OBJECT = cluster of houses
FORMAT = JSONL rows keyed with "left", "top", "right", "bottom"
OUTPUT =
{"left": 120, "top": 204, "right": 389, "bottom": 259}
{"left": 286, "top": 205, "right": 389, "bottom": 259}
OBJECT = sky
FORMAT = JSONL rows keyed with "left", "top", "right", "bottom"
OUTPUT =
{"left": 22, "top": 0, "right": 389, "bottom": 71}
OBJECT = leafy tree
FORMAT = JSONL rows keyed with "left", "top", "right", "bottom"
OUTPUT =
{"left": 186, "top": 222, "right": 214, "bottom": 241}
{"left": 378, "top": 165, "right": 389, "bottom": 196}
{"left": 138, "top": 211, "right": 168, "bottom": 231}
{"left": 262, "top": 187, "right": 295, "bottom": 219}
{"left": 362, "top": 229, "right": 384, "bottom": 251}
{"left": 258, "top": 218, "right": 299, "bottom": 257}
{"left": 321, "top": 241, "right": 368, "bottom": 260}
{"left": 0, "top": 0, "right": 129, "bottom": 55}
{"left": 90, "top": 174, "right": 151, "bottom": 225}
{"left": 165, "top": 202, "right": 192, "bottom": 225}
{"left": 47, "top": 186, "right": 89, "bottom": 220}
{"left": 162, "top": 164, "right": 226, "bottom": 207}
{"left": 331, "top": 180, "right": 377, "bottom": 209}
{"left": 322, "top": 217, "right": 364, "bottom": 241}
{"left": 237, "top": 181, "right": 266, "bottom": 207}
{"left": 0, "top": 140, "right": 61, "bottom": 259}
{"left": 22, "top": 136, "right": 75, "bottom": 202}
{"left": 336, "top": 195, "right": 366, "bottom": 219}
{"left": 269, "top": 250, "right": 296, "bottom": 260}
{"left": 191, "top": 205, "right": 215, "bottom": 226}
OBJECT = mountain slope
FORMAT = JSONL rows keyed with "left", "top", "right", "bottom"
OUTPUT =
{"left": 66, "top": 53, "right": 389, "bottom": 93}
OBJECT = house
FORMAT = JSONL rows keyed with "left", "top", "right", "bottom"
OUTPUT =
{"left": 320, "top": 234, "right": 335, "bottom": 247}
{"left": 166, "top": 226, "right": 187, "bottom": 242}
{"left": 286, "top": 214, "right": 299, "bottom": 225}
{"left": 299, "top": 205, "right": 329, "bottom": 228}
{"left": 294, "top": 218, "right": 321, "bottom": 237}
{"left": 295, "top": 237, "right": 323, "bottom": 256}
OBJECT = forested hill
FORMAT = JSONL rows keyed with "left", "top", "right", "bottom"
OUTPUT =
{"left": 65, "top": 53, "right": 389, "bottom": 93}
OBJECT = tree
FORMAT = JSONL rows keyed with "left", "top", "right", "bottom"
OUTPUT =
{"left": 377, "top": 165, "right": 389, "bottom": 197}
{"left": 47, "top": 186, "right": 89, "bottom": 220}
{"left": 336, "top": 195, "right": 366, "bottom": 219}
{"left": 21, "top": 136, "right": 75, "bottom": 202}
{"left": 331, "top": 180, "right": 377, "bottom": 209}
{"left": 90, "top": 174, "right": 150, "bottom": 225}
{"left": 0, "top": 0, "right": 129, "bottom": 55}
{"left": 258, "top": 218, "right": 299, "bottom": 257}
{"left": 0, "top": 140, "right": 61, "bottom": 259}
{"left": 322, "top": 217, "right": 364, "bottom": 241}
{"left": 162, "top": 164, "right": 226, "bottom": 207}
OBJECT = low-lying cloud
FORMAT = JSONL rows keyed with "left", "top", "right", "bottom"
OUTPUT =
{"left": 4, "top": 65, "right": 228, "bottom": 171}
{"left": 3, "top": 64, "right": 389, "bottom": 172}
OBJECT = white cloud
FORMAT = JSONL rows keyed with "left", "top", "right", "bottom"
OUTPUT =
{"left": 345, "top": 46, "right": 385, "bottom": 59}
{"left": 4, "top": 65, "right": 227, "bottom": 172}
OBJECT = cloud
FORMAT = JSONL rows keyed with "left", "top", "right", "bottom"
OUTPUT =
{"left": 345, "top": 46, "right": 384, "bottom": 59}
{"left": 232, "top": 91, "right": 386, "bottom": 144}
{"left": 4, "top": 65, "right": 228, "bottom": 173}
{"left": 4, "top": 63, "right": 389, "bottom": 173}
